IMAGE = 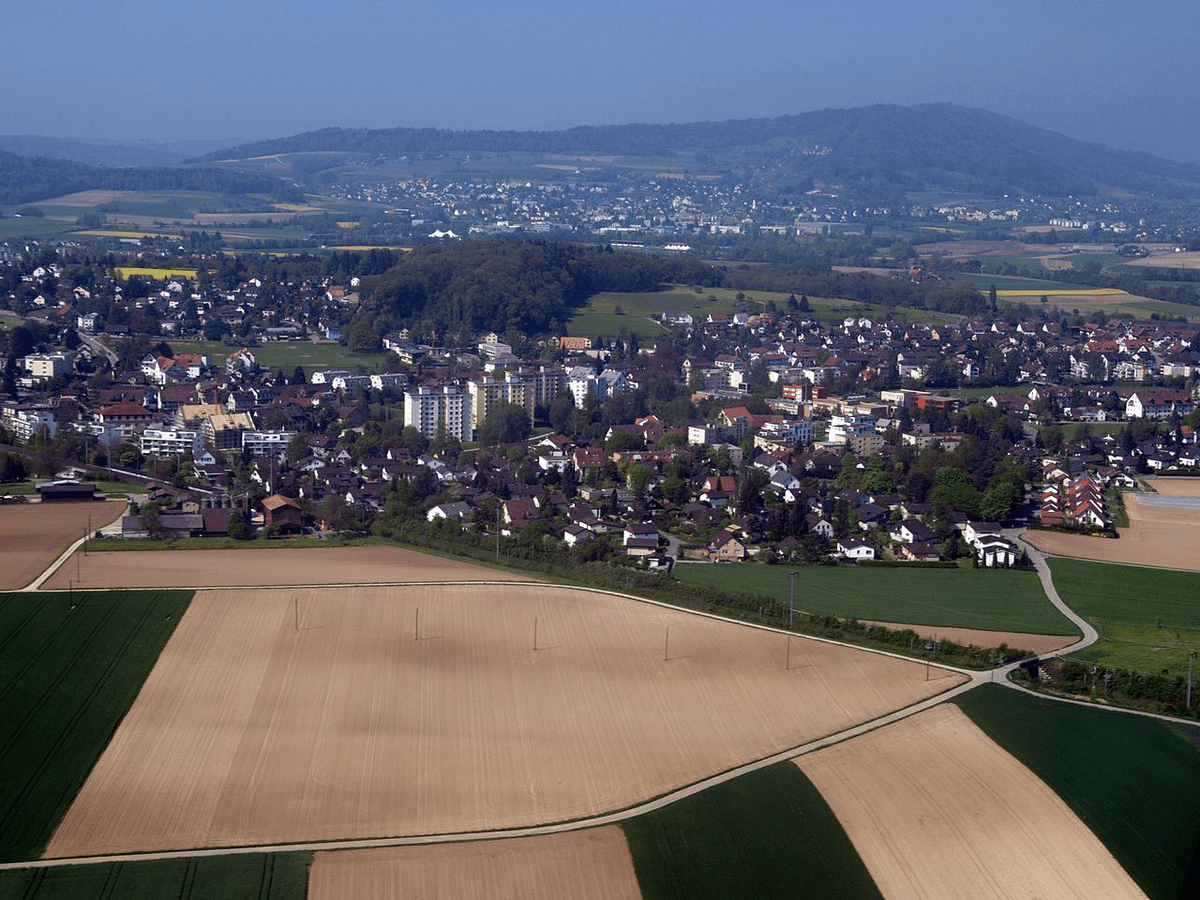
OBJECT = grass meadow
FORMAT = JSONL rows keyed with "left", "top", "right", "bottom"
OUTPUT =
{"left": 955, "top": 684, "right": 1200, "bottom": 900}
{"left": 672, "top": 563, "right": 1077, "bottom": 635}
{"left": 568, "top": 284, "right": 961, "bottom": 340}
{"left": 1047, "top": 558, "right": 1200, "bottom": 678}
{"left": 0, "top": 852, "right": 310, "bottom": 900}
{"left": 622, "top": 761, "right": 882, "bottom": 900}
{"left": 171, "top": 338, "right": 393, "bottom": 373}
{"left": 0, "top": 590, "right": 192, "bottom": 862}
{"left": 0, "top": 480, "right": 139, "bottom": 497}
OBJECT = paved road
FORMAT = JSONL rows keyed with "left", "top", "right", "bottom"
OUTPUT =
{"left": 1007, "top": 528, "right": 1099, "bottom": 656}
{"left": 77, "top": 332, "right": 118, "bottom": 368}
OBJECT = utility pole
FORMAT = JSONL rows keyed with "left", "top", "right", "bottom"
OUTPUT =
{"left": 1189, "top": 650, "right": 1197, "bottom": 709}
{"left": 789, "top": 570, "right": 797, "bottom": 628}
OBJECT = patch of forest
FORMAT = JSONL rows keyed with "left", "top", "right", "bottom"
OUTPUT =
{"left": 346, "top": 240, "right": 990, "bottom": 348}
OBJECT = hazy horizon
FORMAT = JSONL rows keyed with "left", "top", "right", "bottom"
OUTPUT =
{"left": 6, "top": 1, "right": 1200, "bottom": 163}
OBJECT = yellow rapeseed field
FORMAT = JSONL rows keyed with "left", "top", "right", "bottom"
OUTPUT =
{"left": 997, "top": 288, "right": 1122, "bottom": 297}
{"left": 115, "top": 267, "right": 199, "bottom": 280}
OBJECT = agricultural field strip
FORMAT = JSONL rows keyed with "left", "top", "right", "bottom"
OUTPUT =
{"left": 1, "top": 670, "right": 981, "bottom": 872}
{"left": 1001, "top": 679, "right": 1200, "bottom": 728}
{"left": 8, "top": 580, "right": 981, "bottom": 869}
{"left": 1132, "top": 494, "right": 1200, "bottom": 508}
{"left": 21, "top": 550, "right": 1192, "bottom": 873}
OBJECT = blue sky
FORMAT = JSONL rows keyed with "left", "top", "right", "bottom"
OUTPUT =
{"left": 7, "top": 0, "right": 1200, "bottom": 161}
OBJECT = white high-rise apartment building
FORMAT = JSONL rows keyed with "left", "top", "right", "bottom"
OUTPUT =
{"left": 404, "top": 385, "right": 473, "bottom": 441}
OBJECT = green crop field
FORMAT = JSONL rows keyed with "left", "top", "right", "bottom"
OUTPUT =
{"left": 622, "top": 761, "right": 882, "bottom": 900}
{"left": 672, "top": 563, "right": 1078, "bottom": 635}
{"left": 1047, "top": 558, "right": 1200, "bottom": 677}
{"left": 0, "top": 589, "right": 192, "bottom": 862}
{"left": 955, "top": 685, "right": 1200, "bottom": 900}
{"left": 0, "top": 217, "right": 75, "bottom": 238}
{"left": 0, "top": 851, "right": 310, "bottom": 900}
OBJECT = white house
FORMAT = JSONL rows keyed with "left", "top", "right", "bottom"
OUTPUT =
{"left": 836, "top": 539, "right": 876, "bottom": 561}
{"left": 975, "top": 536, "right": 1019, "bottom": 568}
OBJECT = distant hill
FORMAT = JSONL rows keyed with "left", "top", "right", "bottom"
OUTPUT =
{"left": 0, "top": 150, "right": 303, "bottom": 205}
{"left": 0, "top": 135, "right": 245, "bottom": 168}
{"left": 199, "top": 103, "right": 1200, "bottom": 201}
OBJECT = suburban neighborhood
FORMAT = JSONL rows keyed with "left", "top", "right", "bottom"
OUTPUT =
{"left": 5, "top": 239, "right": 1200, "bottom": 574}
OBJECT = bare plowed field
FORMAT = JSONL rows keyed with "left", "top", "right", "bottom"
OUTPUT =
{"left": 1145, "top": 476, "right": 1200, "bottom": 496}
{"left": 44, "top": 545, "right": 531, "bottom": 589}
{"left": 46, "top": 584, "right": 964, "bottom": 856}
{"left": 797, "top": 704, "right": 1146, "bottom": 900}
{"left": 1025, "top": 487, "right": 1200, "bottom": 570}
{"left": 0, "top": 500, "right": 124, "bottom": 589}
{"left": 308, "top": 828, "right": 640, "bottom": 900}
{"left": 858, "top": 622, "right": 1076, "bottom": 655}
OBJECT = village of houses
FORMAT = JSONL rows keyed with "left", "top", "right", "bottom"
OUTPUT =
{"left": 7, "top": 263, "right": 1200, "bottom": 570}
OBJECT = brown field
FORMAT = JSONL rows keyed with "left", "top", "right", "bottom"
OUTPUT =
{"left": 308, "top": 828, "right": 641, "bottom": 900}
{"left": 44, "top": 544, "right": 532, "bottom": 589}
{"left": 0, "top": 500, "right": 124, "bottom": 589}
{"left": 1024, "top": 486, "right": 1200, "bottom": 570}
{"left": 45, "top": 583, "right": 964, "bottom": 856}
{"left": 1126, "top": 251, "right": 1200, "bottom": 270}
{"left": 1146, "top": 476, "right": 1200, "bottom": 496}
{"left": 797, "top": 704, "right": 1146, "bottom": 900}
{"left": 858, "top": 622, "right": 1075, "bottom": 655}
{"left": 37, "top": 190, "right": 130, "bottom": 207}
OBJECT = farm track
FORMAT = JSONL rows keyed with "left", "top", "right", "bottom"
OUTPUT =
{"left": 2, "top": 536, "right": 1195, "bottom": 873}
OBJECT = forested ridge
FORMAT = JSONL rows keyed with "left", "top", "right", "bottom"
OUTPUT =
{"left": 0, "top": 150, "right": 303, "bottom": 205}
{"left": 200, "top": 104, "right": 1200, "bottom": 201}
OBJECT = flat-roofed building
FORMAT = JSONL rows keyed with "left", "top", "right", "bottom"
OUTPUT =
{"left": 140, "top": 428, "right": 203, "bottom": 457}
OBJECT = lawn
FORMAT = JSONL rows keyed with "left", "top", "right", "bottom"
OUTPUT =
{"left": 621, "top": 761, "right": 882, "bottom": 900}
{"left": 955, "top": 684, "right": 1200, "bottom": 900}
{"left": 0, "top": 589, "right": 192, "bottom": 862}
{"left": 673, "top": 563, "right": 1078, "bottom": 635}
{"left": 1048, "top": 558, "right": 1200, "bottom": 677}
{"left": 0, "top": 851, "right": 310, "bottom": 900}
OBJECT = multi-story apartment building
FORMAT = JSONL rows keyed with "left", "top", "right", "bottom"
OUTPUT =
{"left": 469, "top": 367, "right": 565, "bottom": 432}
{"left": 22, "top": 353, "right": 74, "bottom": 383}
{"left": 140, "top": 428, "right": 203, "bottom": 457}
{"left": 404, "top": 385, "right": 473, "bottom": 441}
{"left": 242, "top": 430, "right": 297, "bottom": 458}
{"left": 566, "top": 366, "right": 628, "bottom": 409}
